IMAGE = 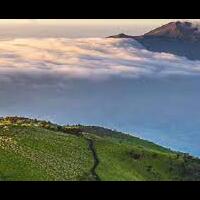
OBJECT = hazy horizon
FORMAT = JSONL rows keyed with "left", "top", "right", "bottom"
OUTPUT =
{"left": 0, "top": 19, "right": 199, "bottom": 38}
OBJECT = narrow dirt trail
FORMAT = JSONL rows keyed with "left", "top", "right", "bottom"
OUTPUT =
{"left": 85, "top": 138, "right": 101, "bottom": 181}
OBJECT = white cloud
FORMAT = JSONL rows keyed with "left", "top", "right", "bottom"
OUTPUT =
{"left": 0, "top": 37, "right": 200, "bottom": 85}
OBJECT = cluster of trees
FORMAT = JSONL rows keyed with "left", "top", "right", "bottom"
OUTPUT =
{"left": 0, "top": 116, "right": 31, "bottom": 123}
{"left": 32, "top": 120, "right": 83, "bottom": 136}
{"left": 0, "top": 116, "right": 83, "bottom": 136}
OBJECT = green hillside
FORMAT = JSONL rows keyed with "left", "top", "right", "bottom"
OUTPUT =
{"left": 0, "top": 117, "right": 200, "bottom": 181}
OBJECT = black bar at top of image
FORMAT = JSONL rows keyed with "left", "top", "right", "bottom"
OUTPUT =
{"left": 0, "top": 0, "right": 199, "bottom": 19}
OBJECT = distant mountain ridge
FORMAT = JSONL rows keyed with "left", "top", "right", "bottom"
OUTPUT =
{"left": 109, "top": 21, "right": 200, "bottom": 60}
{"left": 144, "top": 21, "right": 200, "bottom": 41}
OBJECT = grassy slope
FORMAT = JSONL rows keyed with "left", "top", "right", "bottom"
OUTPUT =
{"left": 0, "top": 120, "right": 93, "bottom": 181}
{"left": 82, "top": 126, "right": 200, "bottom": 181}
{"left": 0, "top": 117, "right": 200, "bottom": 181}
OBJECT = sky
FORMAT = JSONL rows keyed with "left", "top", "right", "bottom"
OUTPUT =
{"left": 0, "top": 19, "right": 177, "bottom": 25}
{"left": 0, "top": 19, "right": 198, "bottom": 25}
{"left": 0, "top": 19, "right": 199, "bottom": 38}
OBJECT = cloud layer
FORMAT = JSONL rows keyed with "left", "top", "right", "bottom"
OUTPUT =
{"left": 1, "top": 37, "right": 200, "bottom": 157}
{"left": 0, "top": 37, "right": 200, "bottom": 85}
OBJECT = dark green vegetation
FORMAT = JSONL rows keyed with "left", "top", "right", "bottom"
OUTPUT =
{"left": 0, "top": 117, "right": 200, "bottom": 181}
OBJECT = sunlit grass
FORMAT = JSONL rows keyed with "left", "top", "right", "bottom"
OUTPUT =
{"left": 0, "top": 117, "right": 200, "bottom": 181}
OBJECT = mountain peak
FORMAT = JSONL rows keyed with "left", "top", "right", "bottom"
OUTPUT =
{"left": 107, "top": 33, "right": 134, "bottom": 38}
{"left": 108, "top": 21, "right": 200, "bottom": 42}
{"left": 144, "top": 21, "right": 200, "bottom": 41}
{"left": 108, "top": 21, "right": 200, "bottom": 60}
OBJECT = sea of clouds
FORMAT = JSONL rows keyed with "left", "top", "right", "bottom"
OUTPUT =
{"left": 1, "top": 37, "right": 200, "bottom": 86}
{"left": 1, "top": 37, "right": 200, "bottom": 156}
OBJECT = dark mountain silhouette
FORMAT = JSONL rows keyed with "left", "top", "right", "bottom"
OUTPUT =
{"left": 109, "top": 33, "right": 134, "bottom": 38}
{"left": 109, "top": 21, "right": 200, "bottom": 60}
{"left": 144, "top": 21, "right": 200, "bottom": 41}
